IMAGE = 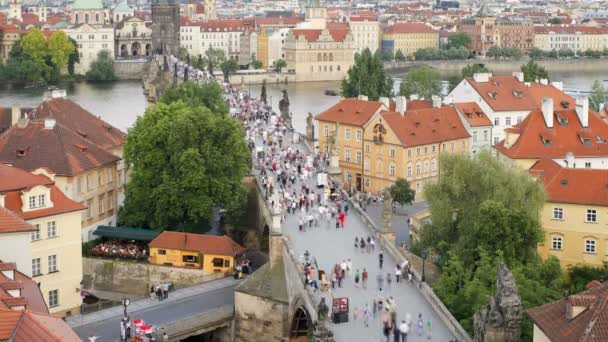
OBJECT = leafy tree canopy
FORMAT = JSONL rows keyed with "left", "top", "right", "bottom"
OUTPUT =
{"left": 251, "top": 53, "right": 263, "bottom": 69}
{"left": 67, "top": 37, "right": 80, "bottom": 76}
{"left": 120, "top": 82, "right": 250, "bottom": 232}
{"left": 399, "top": 66, "right": 441, "bottom": 99}
{"left": 85, "top": 50, "right": 116, "bottom": 81}
{"left": 395, "top": 49, "right": 406, "bottom": 61}
{"left": 160, "top": 81, "right": 228, "bottom": 114}
{"left": 521, "top": 60, "right": 549, "bottom": 82}
{"left": 461, "top": 63, "right": 490, "bottom": 78}
{"left": 206, "top": 47, "right": 226, "bottom": 69}
{"left": 589, "top": 80, "right": 607, "bottom": 112}
{"left": 445, "top": 32, "right": 472, "bottom": 50}
{"left": 220, "top": 58, "right": 239, "bottom": 82}
{"left": 341, "top": 48, "right": 393, "bottom": 100}
{"left": 389, "top": 178, "right": 416, "bottom": 206}
{"left": 272, "top": 58, "right": 287, "bottom": 73}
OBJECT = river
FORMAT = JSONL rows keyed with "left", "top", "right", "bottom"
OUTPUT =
{"left": 1, "top": 68, "right": 607, "bottom": 134}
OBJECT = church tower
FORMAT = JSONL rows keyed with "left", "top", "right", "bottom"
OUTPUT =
{"left": 204, "top": 0, "right": 216, "bottom": 20}
{"left": 151, "top": 0, "right": 180, "bottom": 55}
{"left": 304, "top": 0, "right": 327, "bottom": 29}
{"left": 8, "top": 0, "right": 22, "bottom": 21}
{"left": 37, "top": 1, "right": 48, "bottom": 23}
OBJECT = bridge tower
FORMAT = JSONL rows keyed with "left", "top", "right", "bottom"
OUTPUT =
{"left": 151, "top": 0, "right": 180, "bottom": 55}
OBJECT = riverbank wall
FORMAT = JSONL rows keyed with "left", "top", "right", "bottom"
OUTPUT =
{"left": 223, "top": 72, "right": 296, "bottom": 85}
{"left": 385, "top": 58, "right": 608, "bottom": 75}
{"left": 114, "top": 59, "right": 148, "bottom": 80}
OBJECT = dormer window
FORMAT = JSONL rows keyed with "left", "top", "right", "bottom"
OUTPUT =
{"left": 38, "top": 194, "right": 46, "bottom": 208}
{"left": 16, "top": 149, "right": 26, "bottom": 157}
{"left": 492, "top": 80, "right": 501, "bottom": 86}
{"left": 465, "top": 112, "right": 472, "bottom": 118}
{"left": 581, "top": 137, "right": 592, "bottom": 146}
{"left": 512, "top": 90, "right": 523, "bottom": 98}
{"left": 488, "top": 91, "right": 498, "bottom": 99}
{"left": 560, "top": 101, "right": 570, "bottom": 109}
{"left": 557, "top": 116, "right": 568, "bottom": 125}
{"left": 542, "top": 137, "right": 553, "bottom": 146}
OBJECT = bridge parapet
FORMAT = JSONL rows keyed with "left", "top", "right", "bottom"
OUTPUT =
{"left": 158, "top": 305, "right": 233, "bottom": 341}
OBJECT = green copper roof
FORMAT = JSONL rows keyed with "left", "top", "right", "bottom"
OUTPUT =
{"left": 72, "top": 0, "right": 104, "bottom": 10}
{"left": 114, "top": 0, "right": 132, "bottom": 12}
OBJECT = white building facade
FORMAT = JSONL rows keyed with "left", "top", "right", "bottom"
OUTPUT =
{"left": 65, "top": 24, "right": 115, "bottom": 74}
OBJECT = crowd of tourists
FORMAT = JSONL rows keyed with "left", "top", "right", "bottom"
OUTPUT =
{"left": 91, "top": 240, "right": 148, "bottom": 260}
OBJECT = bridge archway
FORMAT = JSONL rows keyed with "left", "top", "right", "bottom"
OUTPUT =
{"left": 120, "top": 44, "right": 128, "bottom": 57}
{"left": 132, "top": 42, "right": 141, "bottom": 56}
{"left": 290, "top": 306, "right": 310, "bottom": 340}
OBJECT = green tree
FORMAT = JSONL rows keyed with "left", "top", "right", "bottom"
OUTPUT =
{"left": 445, "top": 32, "right": 471, "bottom": 50}
{"left": 220, "top": 58, "right": 238, "bottom": 82}
{"left": 85, "top": 50, "right": 116, "bottom": 81}
{"left": 399, "top": 66, "right": 441, "bottom": 99}
{"left": 548, "top": 18, "right": 562, "bottom": 25}
{"left": 272, "top": 58, "right": 287, "bottom": 73}
{"left": 205, "top": 47, "right": 226, "bottom": 70}
{"left": 486, "top": 45, "right": 503, "bottom": 59}
{"left": 589, "top": 80, "right": 607, "bottom": 112}
{"left": 160, "top": 81, "right": 228, "bottom": 114}
{"left": 528, "top": 47, "right": 544, "bottom": 59}
{"left": 389, "top": 178, "right": 416, "bottom": 207}
{"left": 381, "top": 49, "right": 394, "bottom": 61}
{"left": 178, "top": 47, "right": 189, "bottom": 61}
{"left": 461, "top": 63, "right": 490, "bottom": 78}
{"left": 395, "top": 49, "right": 406, "bottom": 61}
{"left": 20, "top": 29, "right": 48, "bottom": 67}
{"left": 521, "top": 60, "right": 549, "bottom": 82}
{"left": 47, "top": 31, "right": 74, "bottom": 75}
{"left": 341, "top": 48, "right": 393, "bottom": 100}
{"left": 250, "top": 53, "right": 262, "bottom": 69}
{"left": 120, "top": 82, "right": 250, "bottom": 231}
{"left": 67, "top": 37, "right": 80, "bottom": 76}
{"left": 566, "top": 263, "right": 608, "bottom": 294}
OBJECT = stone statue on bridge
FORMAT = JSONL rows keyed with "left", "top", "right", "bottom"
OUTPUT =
{"left": 163, "top": 55, "right": 168, "bottom": 72}
{"left": 473, "top": 263, "right": 522, "bottom": 342}
{"left": 306, "top": 112, "right": 314, "bottom": 143}
{"left": 184, "top": 66, "right": 189, "bottom": 81}
{"left": 381, "top": 188, "right": 393, "bottom": 235}
{"left": 279, "top": 89, "right": 291, "bottom": 125}
{"left": 261, "top": 79, "right": 267, "bottom": 104}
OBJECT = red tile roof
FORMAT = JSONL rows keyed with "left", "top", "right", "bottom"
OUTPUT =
{"left": 0, "top": 308, "right": 80, "bottom": 342}
{"left": 464, "top": 76, "right": 536, "bottom": 112}
{"left": 0, "top": 107, "right": 33, "bottom": 134}
{"left": 315, "top": 98, "right": 384, "bottom": 126}
{"left": 527, "top": 84, "right": 575, "bottom": 111}
{"left": 290, "top": 28, "right": 351, "bottom": 42}
{"left": 0, "top": 207, "right": 34, "bottom": 234}
{"left": 388, "top": 99, "right": 433, "bottom": 111}
{"left": 4, "top": 187, "right": 85, "bottom": 220}
{"left": 33, "top": 98, "right": 125, "bottom": 150}
{"left": 495, "top": 109, "right": 608, "bottom": 159}
{"left": 0, "top": 262, "right": 47, "bottom": 314}
{"left": 0, "top": 163, "right": 53, "bottom": 192}
{"left": 454, "top": 102, "right": 493, "bottom": 127}
{"left": 527, "top": 281, "right": 608, "bottom": 342}
{"left": 243, "top": 16, "right": 303, "bottom": 27}
{"left": 0, "top": 120, "right": 120, "bottom": 176}
{"left": 383, "top": 23, "right": 436, "bottom": 34}
{"left": 149, "top": 231, "right": 244, "bottom": 256}
{"left": 534, "top": 25, "right": 608, "bottom": 34}
{"left": 20, "top": 13, "right": 40, "bottom": 26}
{"left": 382, "top": 107, "right": 470, "bottom": 146}
{"left": 529, "top": 159, "right": 608, "bottom": 206}
{"left": 188, "top": 19, "right": 246, "bottom": 31}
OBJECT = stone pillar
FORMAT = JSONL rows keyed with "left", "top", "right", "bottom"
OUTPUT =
{"left": 269, "top": 195, "right": 283, "bottom": 267}
{"left": 380, "top": 189, "right": 396, "bottom": 244}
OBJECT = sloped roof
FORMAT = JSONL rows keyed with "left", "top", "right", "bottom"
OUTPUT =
{"left": 382, "top": 106, "right": 470, "bottom": 146}
{"left": 0, "top": 262, "right": 47, "bottom": 314}
{"left": 149, "top": 231, "right": 245, "bottom": 256}
{"left": 0, "top": 163, "right": 53, "bottom": 192}
{"left": 0, "top": 207, "right": 34, "bottom": 235}
{"left": 495, "top": 109, "right": 608, "bottom": 159}
{"left": 0, "top": 120, "right": 120, "bottom": 176}
{"left": 527, "top": 281, "right": 608, "bottom": 342}
{"left": 383, "top": 22, "right": 435, "bottom": 34}
{"left": 529, "top": 159, "right": 608, "bottom": 206}
{"left": 3, "top": 187, "right": 85, "bottom": 220}
{"left": 454, "top": 102, "right": 493, "bottom": 127}
{"left": 315, "top": 98, "right": 384, "bottom": 126}
{"left": 290, "top": 28, "right": 350, "bottom": 42}
{"left": 0, "top": 308, "right": 80, "bottom": 342}
{"left": 464, "top": 76, "right": 536, "bottom": 112}
{"left": 234, "top": 260, "right": 288, "bottom": 303}
{"left": 114, "top": 0, "right": 133, "bottom": 12}
{"left": 32, "top": 98, "right": 126, "bottom": 150}
{"left": 527, "top": 84, "right": 575, "bottom": 111}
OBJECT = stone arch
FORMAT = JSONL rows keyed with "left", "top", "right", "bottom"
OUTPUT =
{"left": 317, "top": 53, "right": 322, "bottom": 61}
{"left": 323, "top": 53, "right": 327, "bottom": 61}
{"left": 329, "top": 52, "right": 333, "bottom": 61}
{"left": 145, "top": 44, "right": 152, "bottom": 56}
{"left": 120, "top": 44, "right": 128, "bottom": 57}
{"left": 290, "top": 306, "right": 311, "bottom": 338}
{"left": 131, "top": 42, "right": 141, "bottom": 56}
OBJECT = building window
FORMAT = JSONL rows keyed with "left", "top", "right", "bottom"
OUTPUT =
{"left": 553, "top": 207, "right": 564, "bottom": 220}
{"left": 506, "top": 117, "right": 511, "bottom": 126}
{"left": 423, "top": 147, "right": 428, "bottom": 154}
{"left": 32, "top": 258, "right": 41, "bottom": 276}
{"left": 390, "top": 148, "right": 395, "bottom": 157}
{"left": 77, "top": 177, "right": 82, "bottom": 193}
{"left": 450, "top": 142, "right": 455, "bottom": 151}
{"left": 494, "top": 117, "right": 500, "bottom": 126}
{"left": 416, "top": 161, "right": 421, "bottom": 175}
{"left": 48, "top": 255, "right": 57, "bottom": 273}
{"left": 98, "top": 171, "right": 103, "bottom": 186}
{"left": 407, "top": 149, "right": 412, "bottom": 157}
{"left": 364, "top": 159, "right": 370, "bottom": 170}
{"left": 365, "top": 144, "right": 370, "bottom": 153}
{"left": 345, "top": 148, "right": 350, "bottom": 162}
{"left": 484, "top": 130, "right": 488, "bottom": 141}
{"left": 416, "top": 182, "right": 420, "bottom": 192}
{"left": 212, "top": 258, "right": 224, "bottom": 267}
{"left": 416, "top": 147, "right": 420, "bottom": 156}
{"left": 47, "top": 221, "right": 57, "bottom": 238}
{"left": 107, "top": 191, "right": 114, "bottom": 210}
{"left": 494, "top": 137, "right": 499, "bottom": 144}
{"left": 345, "top": 128, "right": 351, "bottom": 140}
{"left": 86, "top": 200, "right": 93, "bottom": 218}
{"left": 585, "top": 162, "right": 591, "bottom": 168}
{"left": 356, "top": 151, "right": 362, "bottom": 164}
{"left": 424, "top": 160, "right": 429, "bottom": 174}
{"left": 48, "top": 289, "right": 58, "bottom": 307}
{"left": 31, "top": 224, "right": 41, "bottom": 241}
{"left": 38, "top": 194, "right": 45, "bottom": 208}
{"left": 86, "top": 175, "right": 92, "bottom": 191}
{"left": 586, "top": 209, "right": 597, "bottom": 223}
{"left": 324, "top": 124, "right": 329, "bottom": 137}
{"left": 183, "top": 255, "right": 199, "bottom": 263}
{"left": 551, "top": 236, "right": 562, "bottom": 250}
{"left": 356, "top": 130, "right": 362, "bottom": 142}
{"left": 389, "top": 163, "right": 395, "bottom": 176}
{"left": 107, "top": 168, "right": 113, "bottom": 183}
{"left": 29, "top": 196, "right": 36, "bottom": 209}
{"left": 158, "top": 249, "right": 166, "bottom": 255}
{"left": 585, "top": 239, "right": 597, "bottom": 254}
{"left": 407, "top": 162, "right": 412, "bottom": 177}
{"left": 98, "top": 195, "right": 104, "bottom": 213}
{"left": 473, "top": 131, "right": 477, "bottom": 142}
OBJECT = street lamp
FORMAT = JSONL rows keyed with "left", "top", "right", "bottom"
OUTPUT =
{"left": 421, "top": 249, "right": 428, "bottom": 283}
{"left": 121, "top": 297, "right": 130, "bottom": 318}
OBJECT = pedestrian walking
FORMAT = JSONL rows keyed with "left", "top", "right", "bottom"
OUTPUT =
{"left": 360, "top": 237, "right": 366, "bottom": 253}
{"left": 163, "top": 282, "right": 169, "bottom": 299}
{"left": 362, "top": 268, "right": 368, "bottom": 289}
{"left": 331, "top": 271, "right": 336, "bottom": 289}
{"left": 150, "top": 285, "right": 155, "bottom": 300}
{"left": 426, "top": 318, "right": 432, "bottom": 340}
{"left": 377, "top": 273, "right": 384, "bottom": 292}
{"left": 379, "top": 252, "right": 384, "bottom": 269}
{"left": 372, "top": 300, "right": 378, "bottom": 317}
{"left": 416, "top": 314, "right": 424, "bottom": 337}
{"left": 396, "top": 266, "right": 402, "bottom": 283}
{"left": 387, "top": 273, "right": 392, "bottom": 290}
{"left": 299, "top": 218, "right": 304, "bottom": 232}
{"left": 354, "top": 237, "right": 359, "bottom": 249}
{"left": 399, "top": 320, "right": 410, "bottom": 342}
{"left": 347, "top": 258, "right": 352, "bottom": 274}
{"left": 363, "top": 303, "right": 370, "bottom": 327}
{"left": 339, "top": 211, "right": 345, "bottom": 228}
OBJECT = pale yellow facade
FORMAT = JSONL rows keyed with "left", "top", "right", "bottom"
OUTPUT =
{"left": 538, "top": 201, "right": 608, "bottom": 269}
{"left": 383, "top": 31, "right": 439, "bottom": 57}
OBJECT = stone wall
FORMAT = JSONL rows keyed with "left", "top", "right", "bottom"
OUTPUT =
{"left": 224, "top": 72, "right": 296, "bottom": 86}
{"left": 233, "top": 292, "right": 289, "bottom": 342}
{"left": 82, "top": 257, "right": 225, "bottom": 296}
{"left": 114, "top": 59, "right": 148, "bottom": 80}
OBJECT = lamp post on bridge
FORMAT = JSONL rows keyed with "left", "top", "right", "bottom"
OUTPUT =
{"left": 121, "top": 297, "right": 130, "bottom": 318}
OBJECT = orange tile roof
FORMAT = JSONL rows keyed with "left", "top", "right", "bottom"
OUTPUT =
{"left": 387, "top": 99, "right": 433, "bottom": 111}
{"left": 382, "top": 107, "right": 470, "bottom": 146}
{"left": 0, "top": 207, "right": 34, "bottom": 234}
{"left": 0, "top": 120, "right": 120, "bottom": 176}
{"left": 13, "top": 271, "right": 46, "bottom": 314}
{"left": 527, "top": 84, "right": 575, "bottom": 111}
{"left": 495, "top": 109, "right": 608, "bottom": 159}
{"left": 4, "top": 187, "right": 85, "bottom": 220}
{"left": 383, "top": 23, "right": 435, "bottom": 34}
{"left": 527, "top": 281, "right": 608, "bottom": 342}
{"left": 149, "top": 231, "right": 244, "bottom": 256}
{"left": 0, "top": 308, "right": 80, "bottom": 342}
{"left": 454, "top": 102, "right": 493, "bottom": 127}
{"left": 464, "top": 76, "right": 536, "bottom": 112}
{"left": 290, "top": 28, "right": 350, "bottom": 42}
{"left": 0, "top": 163, "right": 54, "bottom": 192}
{"left": 33, "top": 98, "right": 126, "bottom": 150}
{"left": 0, "top": 263, "right": 47, "bottom": 314}
{"left": 315, "top": 98, "right": 384, "bottom": 126}
{"left": 190, "top": 19, "right": 246, "bottom": 31}
{"left": 529, "top": 159, "right": 608, "bottom": 206}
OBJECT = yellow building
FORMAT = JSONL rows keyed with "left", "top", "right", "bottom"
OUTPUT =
{"left": 531, "top": 159, "right": 608, "bottom": 268}
{"left": 257, "top": 27, "right": 269, "bottom": 68}
{"left": 316, "top": 96, "right": 470, "bottom": 197}
{"left": 381, "top": 23, "right": 438, "bottom": 57}
{"left": 0, "top": 163, "right": 85, "bottom": 317}
{"left": 149, "top": 231, "right": 245, "bottom": 274}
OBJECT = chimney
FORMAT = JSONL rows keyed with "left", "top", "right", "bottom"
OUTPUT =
{"left": 539, "top": 79, "right": 549, "bottom": 86}
{"left": 17, "top": 117, "right": 29, "bottom": 129}
{"left": 551, "top": 81, "right": 564, "bottom": 91}
{"left": 357, "top": 95, "right": 368, "bottom": 101}
{"left": 512, "top": 71, "right": 524, "bottom": 82}
{"left": 576, "top": 97, "right": 589, "bottom": 128}
{"left": 43, "top": 88, "right": 66, "bottom": 101}
{"left": 600, "top": 103, "right": 605, "bottom": 112}
{"left": 378, "top": 97, "right": 390, "bottom": 109}
{"left": 444, "top": 95, "right": 454, "bottom": 105}
{"left": 395, "top": 96, "right": 407, "bottom": 115}
{"left": 565, "top": 152, "right": 574, "bottom": 168}
{"left": 44, "top": 118, "right": 56, "bottom": 130}
{"left": 11, "top": 106, "right": 20, "bottom": 127}
{"left": 432, "top": 95, "right": 441, "bottom": 108}
{"left": 542, "top": 97, "right": 554, "bottom": 128}
{"left": 473, "top": 72, "right": 492, "bottom": 83}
